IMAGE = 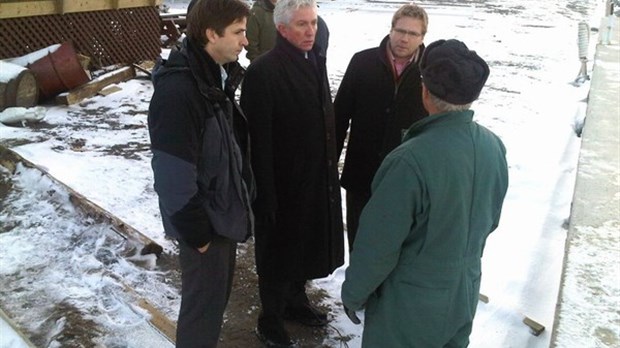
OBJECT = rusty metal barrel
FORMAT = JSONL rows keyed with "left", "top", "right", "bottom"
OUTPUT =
{"left": 27, "top": 41, "right": 90, "bottom": 101}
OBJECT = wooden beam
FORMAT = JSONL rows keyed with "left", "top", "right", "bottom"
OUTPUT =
{"left": 478, "top": 293, "right": 489, "bottom": 304}
{"left": 0, "top": 145, "right": 172, "bottom": 342}
{"left": 55, "top": 66, "right": 136, "bottom": 105}
{"left": 0, "top": 308, "right": 36, "bottom": 348}
{"left": 97, "top": 85, "right": 123, "bottom": 96}
{"left": 0, "top": 0, "right": 163, "bottom": 19}
{"left": 523, "top": 316, "right": 545, "bottom": 336}
{"left": 0, "top": 145, "right": 164, "bottom": 257}
{"left": 136, "top": 298, "right": 177, "bottom": 343}
{"left": 55, "top": 0, "right": 64, "bottom": 14}
{"left": 109, "top": 272, "right": 177, "bottom": 344}
{"left": 58, "top": 0, "right": 164, "bottom": 14}
{"left": 0, "top": 1, "right": 56, "bottom": 19}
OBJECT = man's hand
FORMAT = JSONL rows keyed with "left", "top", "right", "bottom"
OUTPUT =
{"left": 197, "top": 243, "right": 210, "bottom": 254}
{"left": 343, "top": 305, "right": 361, "bottom": 324}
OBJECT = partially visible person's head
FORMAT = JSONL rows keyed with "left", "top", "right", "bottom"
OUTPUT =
{"left": 419, "top": 39, "right": 490, "bottom": 112}
{"left": 388, "top": 4, "right": 428, "bottom": 60}
{"left": 187, "top": 0, "right": 197, "bottom": 13}
{"left": 274, "top": 0, "right": 317, "bottom": 52}
{"left": 186, "top": 0, "right": 250, "bottom": 64}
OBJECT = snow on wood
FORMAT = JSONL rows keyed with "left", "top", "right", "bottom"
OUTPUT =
{"left": 4, "top": 44, "right": 61, "bottom": 68}
{"left": 55, "top": 66, "right": 136, "bottom": 105}
{"left": 0, "top": 60, "right": 26, "bottom": 83}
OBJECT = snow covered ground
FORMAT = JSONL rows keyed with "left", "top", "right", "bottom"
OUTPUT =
{"left": 1, "top": 0, "right": 612, "bottom": 347}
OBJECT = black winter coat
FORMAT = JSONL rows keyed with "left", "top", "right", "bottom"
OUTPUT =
{"left": 241, "top": 34, "right": 344, "bottom": 280}
{"left": 334, "top": 35, "right": 428, "bottom": 195}
{"left": 149, "top": 38, "right": 254, "bottom": 247}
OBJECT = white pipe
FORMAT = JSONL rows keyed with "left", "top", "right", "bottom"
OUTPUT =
{"left": 577, "top": 21, "right": 589, "bottom": 59}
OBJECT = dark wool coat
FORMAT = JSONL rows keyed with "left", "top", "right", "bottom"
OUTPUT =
{"left": 342, "top": 110, "right": 509, "bottom": 347}
{"left": 334, "top": 35, "right": 428, "bottom": 196}
{"left": 241, "top": 34, "right": 344, "bottom": 280}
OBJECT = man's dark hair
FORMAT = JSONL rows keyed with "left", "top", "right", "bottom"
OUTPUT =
{"left": 186, "top": 0, "right": 250, "bottom": 46}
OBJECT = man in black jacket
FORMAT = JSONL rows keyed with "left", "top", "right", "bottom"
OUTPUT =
{"left": 334, "top": 4, "right": 429, "bottom": 251}
{"left": 148, "top": 0, "right": 254, "bottom": 346}
{"left": 240, "top": 0, "right": 344, "bottom": 346}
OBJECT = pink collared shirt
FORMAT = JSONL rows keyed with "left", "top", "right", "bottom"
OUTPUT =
{"left": 387, "top": 44, "right": 419, "bottom": 81}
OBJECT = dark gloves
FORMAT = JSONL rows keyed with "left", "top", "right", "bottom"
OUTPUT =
{"left": 343, "top": 305, "right": 361, "bottom": 325}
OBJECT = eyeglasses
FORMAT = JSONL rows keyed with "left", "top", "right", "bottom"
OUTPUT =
{"left": 391, "top": 27, "right": 423, "bottom": 38}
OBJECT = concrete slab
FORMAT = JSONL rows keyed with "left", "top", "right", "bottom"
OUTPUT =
{"left": 552, "top": 14, "right": 620, "bottom": 348}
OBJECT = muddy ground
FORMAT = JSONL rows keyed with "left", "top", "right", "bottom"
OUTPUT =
{"left": 0, "top": 145, "right": 346, "bottom": 348}
{"left": 220, "top": 241, "right": 342, "bottom": 348}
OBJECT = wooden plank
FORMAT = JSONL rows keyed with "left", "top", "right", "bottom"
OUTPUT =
{"left": 55, "top": 66, "right": 136, "bottom": 105}
{"left": 159, "top": 12, "right": 187, "bottom": 19}
{"left": 60, "top": 0, "right": 163, "bottom": 14}
{"left": 0, "top": 145, "right": 172, "bottom": 343}
{"left": 0, "top": 1, "right": 56, "bottom": 19}
{"left": 106, "top": 272, "right": 177, "bottom": 344}
{"left": 0, "top": 0, "right": 163, "bottom": 18}
{"left": 132, "top": 61, "right": 155, "bottom": 77}
{"left": 0, "top": 145, "right": 163, "bottom": 257}
{"left": 118, "top": 0, "right": 162, "bottom": 8}
{"left": 97, "top": 85, "right": 122, "bottom": 96}
{"left": 523, "top": 316, "right": 545, "bottom": 336}
{"left": 0, "top": 307, "right": 36, "bottom": 348}
{"left": 67, "top": 188, "right": 161, "bottom": 253}
{"left": 478, "top": 293, "right": 489, "bottom": 304}
{"left": 137, "top": 298, "right": 177, "bottom": 343}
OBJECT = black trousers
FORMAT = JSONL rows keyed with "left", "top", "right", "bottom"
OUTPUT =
{"left": 346, "top": 190, "right": 371, "bottom": 252}
{"left": 257, "top": 277, "right": 309, "bottom": 328}
{"left": 176, "top": 236, "right": 237, "bottom": 348}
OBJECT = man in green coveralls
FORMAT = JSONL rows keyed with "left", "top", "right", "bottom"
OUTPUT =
{"left": 341, "top": 39, "right": 509, "bottom": 347}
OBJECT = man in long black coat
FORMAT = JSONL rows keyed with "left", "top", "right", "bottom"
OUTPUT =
{"left": 240, "top": 0, "right": 344, "bottom": 346}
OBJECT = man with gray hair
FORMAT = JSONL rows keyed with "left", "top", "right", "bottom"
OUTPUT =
{"left": 341, "top": 39, "right": 509, "bottom": 347}
{"left": 245, "top": 0, "right": 329, "bottom": 62}
{"left": 241, "top": 0, "right": 344, "bottom": 346}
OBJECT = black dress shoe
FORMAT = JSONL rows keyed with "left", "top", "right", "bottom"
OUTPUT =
{"left": 256, "top": 321, "right": 297, "bottom": 348}
{"left": 284, "top": 303, "right": 328, "bottom": 327}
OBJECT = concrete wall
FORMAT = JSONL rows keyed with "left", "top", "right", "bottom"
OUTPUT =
{"left": 551, "top": 12, "right": 620, "bottom": 348}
